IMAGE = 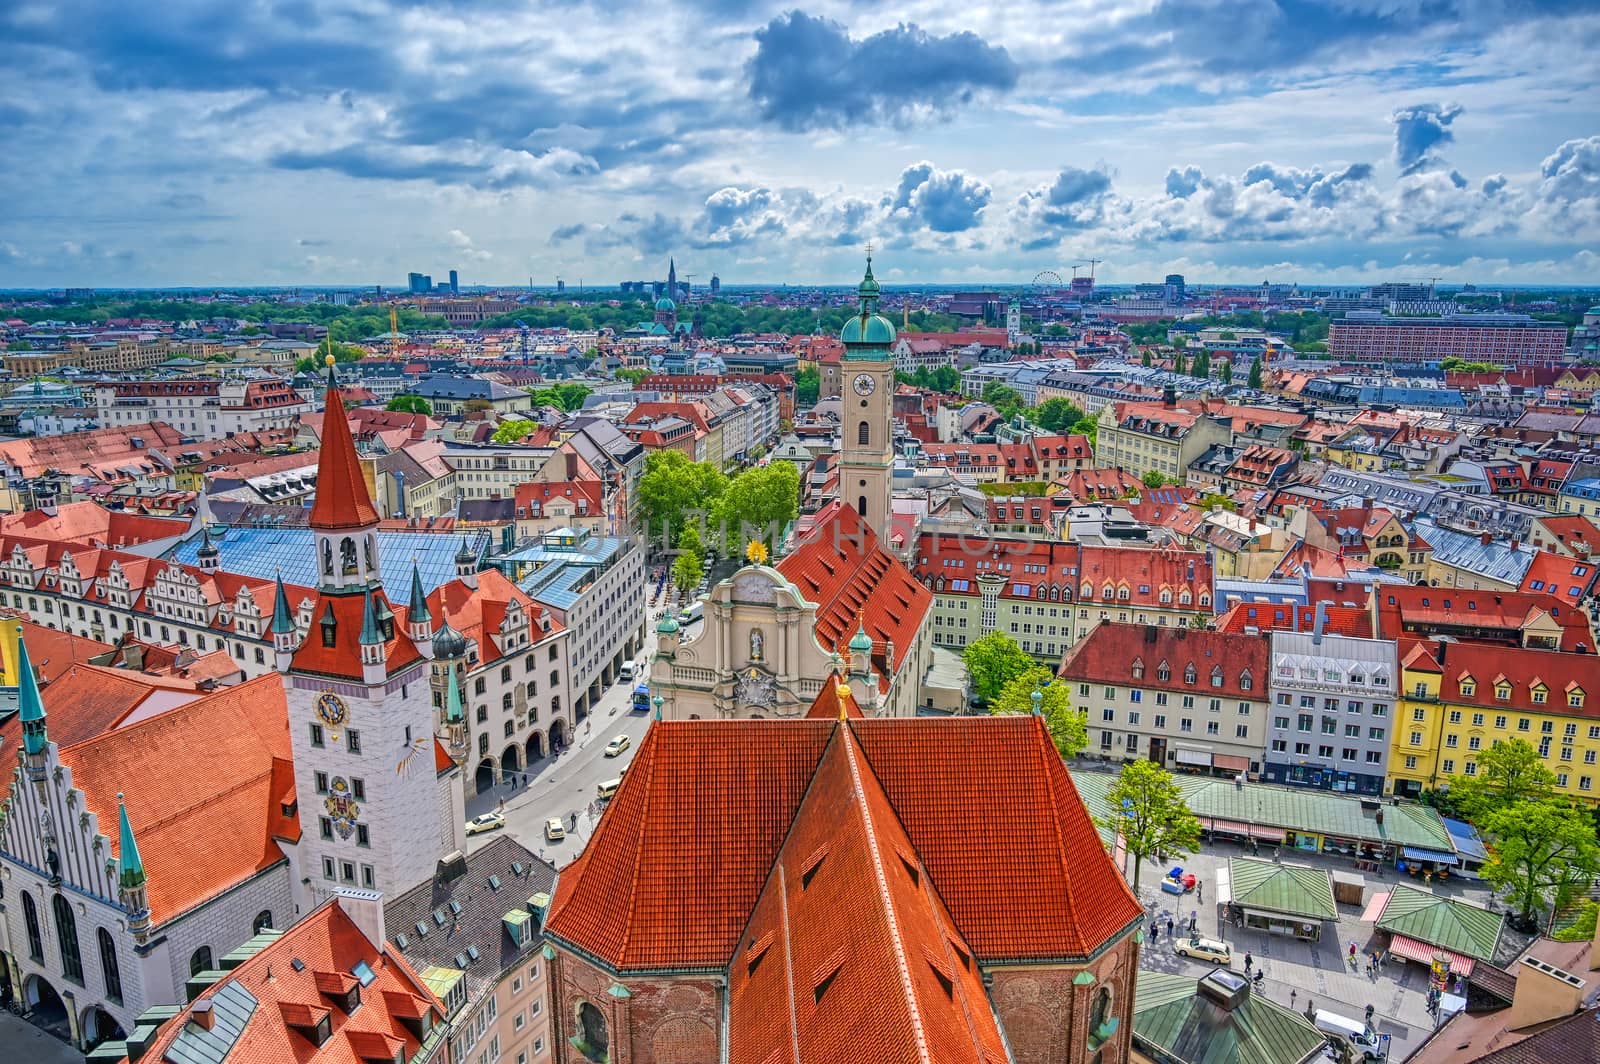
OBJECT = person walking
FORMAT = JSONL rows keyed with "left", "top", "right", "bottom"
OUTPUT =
{"left": 1150, "top": 920, "right": 1159, "bottom": 941}
{"left": 1166, "top": 916, "right": 1175, "bottom": 936}
{"left": 1244, "top": 951, "right": 1253, "bottom": 973}
{"left": 1290, "top": 989, "right": 1297, "bottom": 1009}
{"left": 1189, "top": 912, "right": 1198, "bottom": 932}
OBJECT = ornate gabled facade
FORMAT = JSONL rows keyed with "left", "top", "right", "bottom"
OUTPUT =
{"left": 652, "top": 501, "right": 932, "bottom": 720}
{"left": 0, "top": 634, "right": 305, "bottom": 1052}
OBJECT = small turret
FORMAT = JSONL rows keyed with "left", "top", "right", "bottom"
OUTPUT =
{"left": 849, "top": 616, "right": 873, "bottom": 680}
{"left": 359, "top": 590, "right": 387, "bottom": 684}
{"left": 17, "top": 630, "right": 49, "bottom": 785}
{"left": 271, "top": 572, "right": 298, "bottom": 672}
{"left": 431, "top": 619, "right": 467, "bottom": 661}
{"left": 655, "top": 610, "right": 680, "bottom": 658}
{"left": 116, "top": 793, "right": 151, "bottom": 942}
{"left": 407, "top": 560, "right": 433, "bottom": 646}
{"left": 196, "top": 523, "right": 220, "bottom": 572}
{"left": 455, "top": 537, "right": 478, "bottom": 584}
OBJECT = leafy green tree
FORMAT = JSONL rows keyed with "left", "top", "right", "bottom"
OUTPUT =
{"left": 1217, "top": 331, "right": 1237, "bottom": 341}
{"left": 990, "top": 668, "right": 1087, "bottom": 757}
{"left": 672, "top": 550, "right": 704, "bottom": 591}
{"left": 1197, "top": 492, "right": 1237, "bottom": 512}
{"left": 386, "top": 395, "right": 433, "bottom": 415}
{"left": 1099, "top": 759, "right": 1203, "bottom": 892}
{"left": 962, "top": 632, "right": 1034, "bottom": 705}
{"left": 8, "top": 339, "right": 33, "bottom": 351}
{"left": 614, "top": 367, "right": 649, "bottom": 385}
{"left": 1192, "top": 349, "right": 1211, "bottom": 378}
{"left": 1140, "top": 348, "right": 1152, "bottom": 368}
{"left": 1447, "top": 738, "right": 1558, "bottom": 819}
{"left": 527, "top": 382, "right": 592, "bottom": 412}
{"left": 1554, "top": 900, "right": 1598, "bottom": 942}
{"left": 1070, "top": 416, "right": 1099, "bottom": 447}
{"left": 981, "top": 381, "right": 1025, "bottom": 421}
{"left": 637, "top": 450, "right": 729, "bottom": 544}
{"left": 490, "top": 420, "right": 536, "bottom": 444}
{"left": 1035, "top": 398, "right": 1085, "bottom": 433}
{"left": 676, "top": 521, "right": 703, "bottom": 557}
{"left": 712, "top": 462, "right": 799, "bottom": 553}
{"left": 1248, "top": 356, "right": 1263, "bottom": 390}
{"left": 1220, "top": 359, "right": 1233, "bottom": 384}
{"left": 1481, "top": 800, "right": 1600, "bottom": 922}
{"left": 1142, "top": 470, "right": 1177, "bottom": 488}
{"left": 1173, "top": 350, "right": 1187, "bottom": 375}
{"left": 795, "top": 363, "right": 820, "bottom": 407}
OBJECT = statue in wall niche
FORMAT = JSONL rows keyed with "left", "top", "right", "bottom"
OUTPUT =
{"left": 749, "top": 628, "right": 764, "bottom": 662}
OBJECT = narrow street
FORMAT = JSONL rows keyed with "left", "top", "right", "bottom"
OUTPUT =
{"left": 465, "top": 614, "right": 666, "bottom": 866}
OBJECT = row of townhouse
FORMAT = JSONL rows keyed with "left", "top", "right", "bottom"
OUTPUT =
{"left": 92, "top": 377, "right": 310, "bottom": 438}
{"left": 910, "top": 533, "right": 1215, "bottom": 663}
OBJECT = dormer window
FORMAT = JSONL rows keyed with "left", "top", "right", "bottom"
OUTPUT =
{"left": 1131, "top": 658, "right": 1145, "bottom": 680}
{"left": 1157, "top": 661, "right": 1170, "bottom": 682}
{"left": 1494, "top": 683, "right": 1511, "bottom": 702}
{"left": 1183, "top": 664, "right": 1197, "bottom": 685}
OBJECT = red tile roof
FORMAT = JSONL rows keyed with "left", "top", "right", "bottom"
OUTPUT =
{"left": 1421, "top": 639, "right": 1595, "bottom": 714}
{"left": 728, "top": 724, "right": 1010, "bottom": 1064}
{"left": 1060, "top": 623, "right": 1268, "bottom": 701}
{"left": 778, "top": 502, "right": 931, "bottom": 685}
{"left": 1374, "top": 585, "right": 1593, "bottom": 653}
{"left": 291, "top": 590, "right": 424, "bottom": 680}
{"left": 308, "top": 384, "right": 380, "bottom": 530}
{"left": 546, "top": 716, "right": 1141, "bottom": 977}
{"left": 1519, "top": 550, "right": 1598, "bottom": 608}
{"left": 1216, "top": 602, "right": 1375, "bottom": 637}
{"left": 0, "top": 502, "right": 190, "bottom": 548}
{"left": 62, "top": 674, "right": 297, "bottom": 924}
{"left": 138, "top": 897, "right": 445, "bottom": 1064}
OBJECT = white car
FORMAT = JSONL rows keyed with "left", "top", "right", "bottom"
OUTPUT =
{"left": 604, "top": 735, "right": 631, "bottom": 758}
{"left": 465, "top": 812, "right": 505, "bottom": 836}
{"left": 1174, "top": 937, "right": 1232, "bottom": 964}
{"left": 544, "top": 818, "right": 566, "bottom": 842}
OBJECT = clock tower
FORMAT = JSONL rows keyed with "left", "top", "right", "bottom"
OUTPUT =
{"left": 279, "top": 357, "right": 464, "bottom": 906}
{"left": 838, "top": 252, "right": 896, "bottom": 539}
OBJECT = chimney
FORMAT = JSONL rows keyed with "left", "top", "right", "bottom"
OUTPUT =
{"left": 335, "top": 887, "right": 386, "bottom": 952}
{"left": 1481, "top": 531, "right": 1492, "bottom": 547}
{"left": 1312, "top": 601, "right": 1328, "bottom": 645}
{"left": 1506, "top": 957, "right": 1587, "bottom": 1031}
{"left": 190, "top": 1000, "right": 216, "bottom": 1032}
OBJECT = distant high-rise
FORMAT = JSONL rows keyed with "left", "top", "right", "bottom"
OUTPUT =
{"left": 407, "top": 272, "right": 432, "bottom": 294}
{"left": 1165, "top": 273, "right": 1186, "bottom": 301}
{"left": 556, "top": 279, "right": 566, "bottom": 293}
{"left": 709, "top": 274, "right": 721, "bottom": 296}
{"left": 448, "top": 269, "right": 459, "bottom": 294}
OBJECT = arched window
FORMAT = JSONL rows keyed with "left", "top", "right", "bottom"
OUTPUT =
{"left": 578, "top": 1001, "right": 609, "bottom": 1057}
{"left": 54, "top": 893, "right": 83, "bottom": 984}
{"left": 857, "top": 421, "right": 870, "bottom": 446}
{"left": 252, "top": 911, "right": 274, "bottom": 935}
{"left": 190, "top": 946, "right": 213, "bottom": 977}
{"left": 858, "top": 496, "right": 867, "bottom": 518}
{"left": 22, "top": 891, "right": 43, "bottom": 962}
{"left": 99, "top": 928, "right": 124, "bottom": 1004}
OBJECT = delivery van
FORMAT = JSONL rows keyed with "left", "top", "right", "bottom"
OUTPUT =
{"left": 1313, "top": 1010, "right": 1383, "bottom": 1060}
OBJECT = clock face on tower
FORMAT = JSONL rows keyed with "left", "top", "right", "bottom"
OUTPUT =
{"left": 852, "top": 373, "right": 877, "bottom": 396}
{"left": 316, "top": 692, "right": 349, "bottom": 727}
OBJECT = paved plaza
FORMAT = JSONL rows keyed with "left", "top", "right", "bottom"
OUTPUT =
{"left": 1130, "top": 834, "right": 1527, "bottom": 1061}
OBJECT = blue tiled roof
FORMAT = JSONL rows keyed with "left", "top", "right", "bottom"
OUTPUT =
{"left": 170, "top": 527, "right": 488, "bottom": 606}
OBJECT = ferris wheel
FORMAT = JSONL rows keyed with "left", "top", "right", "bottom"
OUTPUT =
{"left": 1031, "top": 269, "right": 1064, "bottom": 292}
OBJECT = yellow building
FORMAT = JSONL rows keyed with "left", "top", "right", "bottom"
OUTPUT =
{"left": 1390, "top": 639, "right": 1597, "bottom": 804}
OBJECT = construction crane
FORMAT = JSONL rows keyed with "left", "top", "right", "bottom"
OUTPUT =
{"left": 1085, "top": 258, "right": 1102, "bottom": 280}
{"left": 1069, "top": 263, "right": 1086, "bottom": 279}
{"left": 389, "top": 305, "right": 399, "bottom": 355}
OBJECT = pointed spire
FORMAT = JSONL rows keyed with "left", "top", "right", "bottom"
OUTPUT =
{"left": 836, "top": 681, "right": 852, "bottom": 721}
{"left": 359, "top": 590, "right": 384, "bottom": 645}
{"left": 270, "top": 571, "right": 296, "bottom": 635}
{"left": 117, "top": 792, "right": 146, "bottom": 889}
{"left": 307, "top": 352, "right": 379, "bottom": 531}
{"left": 17, "top": 628, "right": 47, "bottom": 756}
{"left": 408, "top": 559, "right": 431, "bottom": 624}
{"left": 444, "top": 660, "right": 464, "bottom": 723}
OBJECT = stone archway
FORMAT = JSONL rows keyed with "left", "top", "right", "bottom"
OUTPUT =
{"left": 475, "top": 758, "right": 498, "bottom": 794}
{"left": 576, "top": 1001, "right": 609, "bottom": 1060}
{"left": 550, "top": 718, "right": 569, "bottom": 751}
{"left": 23, "top": 974, "right": 69, "bottom": 1042}
{"left": 526, "top": 731, "right": 545, "bottom": 764}
{"left": 501, "top": 744, "right": 522, "bottom": 776}
{"left": 81, "top": 1004, "right": 125, "bottom": 1049}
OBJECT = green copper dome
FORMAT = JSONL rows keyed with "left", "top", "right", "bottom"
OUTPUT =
{"left": 840, "top": 252, "right": 896, "bottom": 355}
{"left": 655, "top": 296, "right": 676, "bottom": 312}
{"left": 849, "top": 622, "right": 872, "bottom": 653}
{"left": 657, "top": 612, "right": 680, "bottom": 634}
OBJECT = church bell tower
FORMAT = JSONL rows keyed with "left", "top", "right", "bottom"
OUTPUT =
{"left": 837, "top": 251, "right": 896, "bottom": 539}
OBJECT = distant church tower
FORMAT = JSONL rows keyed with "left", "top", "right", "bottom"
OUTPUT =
{"left": 837, "top": 252, "right": 896, "bottom": 539}
{"left": 279, "top": 357, "right": 464, "bottom": 904}
{"left": 1006, "top": 295, "right": 1022, "bottom": 348}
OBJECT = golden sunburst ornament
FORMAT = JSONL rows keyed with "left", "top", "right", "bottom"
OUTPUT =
{"left": 744, "top": 540, "right": 769, "bottom": 565}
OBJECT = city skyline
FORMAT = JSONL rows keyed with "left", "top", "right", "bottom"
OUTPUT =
{"left": 1, "top": 1, "right": 1596, "bottom": 287}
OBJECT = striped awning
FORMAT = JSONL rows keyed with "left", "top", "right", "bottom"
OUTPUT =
{"left": 1213, "top": 754, "right": 1251, "bottom": 772}
{"left": 1207, "top": 818, "right": 1253, "bottom": 834}
{"left": 1175, "top": 748, "right": 1212, "bottom": 766}
{"left": 1387, "top": 933, "right": 1476, "bottom": 976}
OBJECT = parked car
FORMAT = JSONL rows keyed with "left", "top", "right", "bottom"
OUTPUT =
{"left": 1174, "top": 937, "right": 1231, "bottom": 964}
{"left": 465, "top": 812, "right": 505, "bottom": 836}
{"left": 604, "top": 735, "right": 631, "bottom": 758}
{"left": 544, "top": 818, "right": 566, "bottom": 842}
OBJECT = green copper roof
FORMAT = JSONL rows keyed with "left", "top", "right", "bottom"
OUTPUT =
{"left": 1375, "top": 883, "right": 1504, "bottom": 960}
{"left": 840, "top": 252, "right": 896, "bottom": 355}
{"left": 1227, "top": 857, "right": 1337, "bottom": 920}
{"left": 444, "top": 660, "right": 464, "bottom": 723}
{"left": 408, "top": 562, "right": 432, "bottom": 625}
{"left": 270, "top": 574, "right": 296, "bottom": 635}
{"left": 117, "top": 793, "right": 146, "bottom": 890}
{"left": 1132, "top": 971, "right": 1326, "bottom": 1064}
{"left": 656, "top": 612, "right": 679, "bottom": 634}
{"left": 17, "top": 630, "right": 47, "bottom": 755}
{"left": 359, "top": 590, "right": 384, "bottom": 645}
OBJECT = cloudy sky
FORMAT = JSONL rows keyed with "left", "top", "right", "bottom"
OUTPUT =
{"left": 2, "top": 1, "right": 1597, "bottom": 288}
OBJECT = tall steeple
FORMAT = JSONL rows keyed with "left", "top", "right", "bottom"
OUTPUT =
{"left": 407, "top": 560, "right": 433, "bottom": 645}
{"left": 667, "top": 257, "right": 677, "bottom": 299}
{"left": 837, "top": 250, "right": 897, "bottom": 538}
{"left": 309, "top": 354, "right": 382, "bottom": 595}
{"left": 271, "top": 571, "right": 298, "bottom": 672}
